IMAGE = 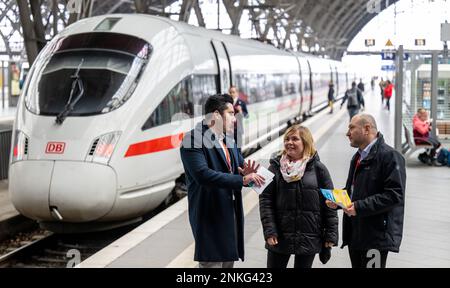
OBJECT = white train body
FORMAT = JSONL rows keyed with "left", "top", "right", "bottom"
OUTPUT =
{"left": 9, "top": 15, "right": 352, "bottom": 230}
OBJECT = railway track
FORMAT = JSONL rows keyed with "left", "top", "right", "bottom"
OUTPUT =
{"left": 0, "top": 195, "right": 172, "bottom": 268}
{"left": 0, "top": 227, "right": 134, "bottom": 268}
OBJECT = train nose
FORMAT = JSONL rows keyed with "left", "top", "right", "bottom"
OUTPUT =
{"left": 9, "top": 161, "right": 117, "bottom": 222}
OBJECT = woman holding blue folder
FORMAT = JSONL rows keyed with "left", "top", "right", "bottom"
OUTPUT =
{"left": 259, "top": 125, "right": 338, "bottom": 268}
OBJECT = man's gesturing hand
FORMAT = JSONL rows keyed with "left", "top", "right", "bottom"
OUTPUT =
{"left": 238, "top": 160, "right": 260, "bottom": 176}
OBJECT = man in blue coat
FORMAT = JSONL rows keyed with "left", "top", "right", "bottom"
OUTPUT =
{"left": 180, "top": 94, "right": 264, "bottom": 268}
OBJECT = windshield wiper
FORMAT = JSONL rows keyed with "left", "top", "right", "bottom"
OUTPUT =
{"left": 55, "top": 59, "right": 85, "bottom": 125}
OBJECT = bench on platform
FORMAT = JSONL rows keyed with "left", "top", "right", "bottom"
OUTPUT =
{"left": 402, "top": 124, "right": 434, "bottom": 160}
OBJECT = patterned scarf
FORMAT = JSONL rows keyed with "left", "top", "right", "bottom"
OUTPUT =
{"left": 280, "top": 153, "right": 310, "bottom": 183}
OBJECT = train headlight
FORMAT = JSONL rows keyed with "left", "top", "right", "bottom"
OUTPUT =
{"left": 86, "top": 131, "right": 121, "bottom": 165}
{"left": 11, "top": 130, "right": 29, "bottom": 163}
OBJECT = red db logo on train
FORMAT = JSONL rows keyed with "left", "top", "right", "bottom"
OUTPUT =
{"left": 46, "top": 142, "right": 66, "bottom": 154}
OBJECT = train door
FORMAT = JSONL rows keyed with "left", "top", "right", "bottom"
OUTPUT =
{"left": 335, "top": 66, "right": 339, "bottom": 97}
{"left": 211, "top": 40, "right": 231, "bottom": 94}
{"left": 330, "top": 65, "right": 334, "bottom": 85}
{"left": 307, "top": 60, "right": 313, "bottom": 112}
{"left": 346, "top": 72, "right": 349, "bottom": 90}
{"left": 289, "top": 52, "right": 304, "bottom": 120}
{"left": 297, "top": 59, "right": 304, "bottom": 120}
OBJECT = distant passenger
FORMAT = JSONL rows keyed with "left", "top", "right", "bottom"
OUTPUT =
{"left": 180, "top": 94, "right": 265, "bottom": 268}
{"left": 259, "top": 125, "right": 338, "bottom": 268}
{"left": 384, "top": 80, "right": 394, "bottom": 111}
{"left": 340, "top": 82, "right": 364, "bottom": 120}
{"left": 413, "top": 108, "right": 441, "bottom": 165}
{"left": 371, "top": 77, "right": 375, "bottom": 91}
{"left": 357, "top": 79, "right": 365, "bottom": 93}
{"left": 326, "top": 114, "right": 406, "bottom": 268}
{"left": 10, "top": 63, "right": 21, "bottom": 106}
{"left": 357, "top": 79, "right": 365, "bottom": 109}
{"left": 327, "top": 81, "right": 335, "bottom": 114}
{"left": 379, "top": 78, "right": 386, "bottom": 104}
{"left": 229, "top": 86, "right": 249, "bottom": 150}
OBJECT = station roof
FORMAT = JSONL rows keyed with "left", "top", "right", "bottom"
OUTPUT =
{"left": 241, "top": 0, "right": 400, "bottom": 59}
{"left": 1, "top": 0, "right": 398, "bottom": 60}
{"left": 92, "top": 0, "right": 399, "bottom": 60}
{"left": 90, "top": 0, "right": 179, "bottom": 15}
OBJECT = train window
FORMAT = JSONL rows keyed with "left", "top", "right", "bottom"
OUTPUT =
{"left": 142, "top": 74, "right": 217, "bottom": 130}
{"left": 234, "top": 74, "right": 249, "bottom": 102}
{"left": 54, "top": 32, "right": 150, "bottom": 58}
{"left": 234, "top": 73, "right": 300, "bottom": 104}
{"left": 142, "top": 77, "right": 195, "bottom": 130}
{"left": 25, "top": 49, "right": 147, "bottom": 117}
{"left": 192, "top": 75, "right": 217, "bottom": 115}
{"left": 94, "top": 18, "right": 121, "bottom": 31}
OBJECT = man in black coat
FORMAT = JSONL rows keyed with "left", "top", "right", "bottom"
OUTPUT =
{"left": 341, "top": 82, "right": 365, "bottom": 121}
{"left": 327, "top": 114, "right": 406, "bottom": 268}
{"left": 357, "top": 79, "right": 365, "bottom": 93}
{"left": 180, "top": 94, "right": 264, "bottom": 268}
{"left": 357, "top": 78, "right": 366, "bottom": 109}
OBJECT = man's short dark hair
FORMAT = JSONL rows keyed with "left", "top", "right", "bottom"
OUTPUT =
{"left": 204, "top": 94, "right": 233, "bottom": 117}
{"left": 351, "top": 81, "right": 357, "bottom": 87}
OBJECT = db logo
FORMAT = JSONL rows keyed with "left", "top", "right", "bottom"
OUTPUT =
{"left": 46, "top": 142, "right": 66, "bottom": 154}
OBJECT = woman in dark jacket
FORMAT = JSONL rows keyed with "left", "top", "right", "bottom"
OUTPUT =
{"left": 259, "top": 125, "right": 338, "bottom": 268}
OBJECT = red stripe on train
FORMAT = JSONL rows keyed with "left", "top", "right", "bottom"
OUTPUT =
{"left": 277, "top": 98, "right": 301, "bottom": 112}
{"left": 124, "top": 133, "right": 185, "bottom": 157}
{"left": 124, "top": 97, "right": 305, "bottom": 157}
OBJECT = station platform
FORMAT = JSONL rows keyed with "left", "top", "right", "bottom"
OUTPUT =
{"left": 72, "top": 92, "right": 448, "bottom": 268}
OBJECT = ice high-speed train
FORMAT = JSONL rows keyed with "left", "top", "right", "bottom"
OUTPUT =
{"left": 10, "top": 14, "right": 357, "bottom": 232}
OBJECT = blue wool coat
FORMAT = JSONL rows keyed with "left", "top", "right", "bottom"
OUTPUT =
{"left": 180, "top": 122, "right": 245, "bottom": 262}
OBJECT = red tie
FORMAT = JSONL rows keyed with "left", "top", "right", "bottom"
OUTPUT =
{"left": 220, "top": 141, "right": 232, "bottom": 172}
{"left": 355, "top": 154, "right": 362, "bottom": 170}
{"left": 353, "top": 153, "right": 361, "bottom": 185}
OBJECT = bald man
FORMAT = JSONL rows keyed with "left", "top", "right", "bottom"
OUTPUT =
{"left": 327, "top": 114, "right": 406, "bottom": 268}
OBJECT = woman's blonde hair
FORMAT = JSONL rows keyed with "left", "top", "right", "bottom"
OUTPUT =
{"left": 282, "top": 125, "right": 316, "bottom": 158}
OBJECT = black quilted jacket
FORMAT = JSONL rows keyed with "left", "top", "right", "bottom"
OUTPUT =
{"left": 259, "top": 153, "right": 339, "bottom": 255}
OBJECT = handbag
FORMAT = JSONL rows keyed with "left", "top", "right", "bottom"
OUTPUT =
{"left": 319, "top": 246, "right": 331, "bottom": 264}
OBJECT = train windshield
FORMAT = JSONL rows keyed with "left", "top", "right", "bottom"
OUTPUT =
{"left": 25, "top": 33, "right": 150, "bottom": 116}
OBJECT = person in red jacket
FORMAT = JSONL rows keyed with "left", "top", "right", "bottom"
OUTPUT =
{"left": 413, "top": 108, "right": 441, "bottom": 165}
{"left": 384, "top": 80, "right": 394, "bottom": 111}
